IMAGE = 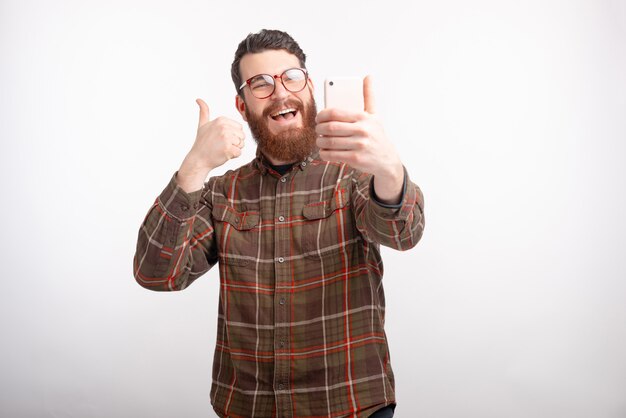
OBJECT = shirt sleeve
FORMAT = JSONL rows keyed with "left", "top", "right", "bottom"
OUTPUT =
{"left": 133, "top": 173, "right": 218, "bottom": 291}
{"left": 369, "top": 174, "right": 406, "bottom": 209}
{"left": 351, "top": 166, "right": 425, "bottom": 251}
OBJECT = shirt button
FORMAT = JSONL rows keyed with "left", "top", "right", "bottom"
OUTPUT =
{"left": 181, "top": 205, "right": 188, "bottom": 211}
{"left": 301, "top": 161, "right": 307, "bottom": 167}
{"left": 280, "top": 340, "right": 285, "bottom": 347}
{"left": 280, "top": 177, "right": 287, "bottom": 183}
{"left": 278, "top": 257, "right": 285, "bottom": 263}
{"left": 279, "top": 297, "right": 285, "bottom": 305}
{"left": 278, "top": 383, "right": 284, "bottom": 390}
{"left": 278, "top": 216, "right": 285, "bottom": 222}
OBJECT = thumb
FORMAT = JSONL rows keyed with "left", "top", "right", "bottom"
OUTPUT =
{"left": 363, "top": 75, "right": 377, "bottom": 114}
{"left": 196, "top": 98, "right": 210, "bottom": 128}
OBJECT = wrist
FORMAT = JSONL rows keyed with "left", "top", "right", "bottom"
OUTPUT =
{"left": 374, "top": 160, "right": 404, "bottom": 183}
{"left": 372, "top": 163, "right": 405, "bottom": 205}
{"left": 177, "top": 157, "right": 212, "bottom": 193}
{"left": 181, "top": 152, "right": 214, "bottom": 173}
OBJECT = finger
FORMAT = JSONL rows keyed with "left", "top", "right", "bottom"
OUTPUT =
{"left": 212, "top": 120, "right": 244, "bottom": 139}
{"left": 316, "top": 136, "right": 360, "bottom": 151}
{"left": 315, "top": 121, "right": 359, "bottom": 137}
{"left": 234, "top": 135, "right": 245, "bottom": 149}
{"left": 214, "top": 116, "right": 245, "bottom": 131}
{"left": 210, "top": 118, "right": 245, "bottom": 142}
{"left": 316, "top": 108, "right": 362, "bottom": 124}
{"left": 230, "top": 125, "right": 245, "bottom": 142}
{"left": 228, "top": 144, "right": 243, "bottom": 159}
{"left": 196, "top": 98, "right": 210, "bottom": 128}
{"left": 363, "top": 75, "right": 376, "bottom": 114}
{"left": 318, "top": 149, "right": 359, "bottom": 165}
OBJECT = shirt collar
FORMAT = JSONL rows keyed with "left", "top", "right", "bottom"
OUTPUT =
{"left": 253, "top": 148, "right": 319, "bottom": 176}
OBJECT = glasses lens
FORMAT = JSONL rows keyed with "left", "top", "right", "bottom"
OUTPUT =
{"left": 282, "top": 68, "right": 307, "bottom": 93}
{"left": 249, "top": 74, "right": 275, "bottom": 98}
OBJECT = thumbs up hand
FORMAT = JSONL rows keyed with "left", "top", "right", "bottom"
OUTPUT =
{"left": 315, "top": 76, "right": 405, "bottom": 204}
{"left": 177, "top": 99, "right": 245, "bottom": 193}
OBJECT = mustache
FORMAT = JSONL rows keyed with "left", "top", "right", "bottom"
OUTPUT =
{"left": 262, "top": 99, "right": 305, "bottom": 118}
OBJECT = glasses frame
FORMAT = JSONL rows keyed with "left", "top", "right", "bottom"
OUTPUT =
{"left": 239, "top": 68, "right": 309, "bottom": 99}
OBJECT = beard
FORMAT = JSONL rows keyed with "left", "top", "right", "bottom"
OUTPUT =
{"left": 245, "top": 96, "right": 318, "bottom": 163}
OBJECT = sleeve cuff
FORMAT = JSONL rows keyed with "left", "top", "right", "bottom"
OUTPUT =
{"left": 157, "top": 172, "right": 204, "bottom": 221}
{"left": 368, "top": 167, "right": 418, "bottom": 221}
{"left": 369, "top": 170, "right": 407, "bottom": 209}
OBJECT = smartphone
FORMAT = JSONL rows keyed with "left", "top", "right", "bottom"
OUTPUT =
{"left": 324, "top": 77, "right": 364, "bottom": 112}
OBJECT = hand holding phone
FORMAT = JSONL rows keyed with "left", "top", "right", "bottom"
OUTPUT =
{"left": 317, "top": 75, "right": 404, "bottom": 203}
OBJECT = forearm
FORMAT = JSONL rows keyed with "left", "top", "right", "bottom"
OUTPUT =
{"left": 354, "top": 168, "right": 425, "bottom": 251}
{"left": 133, "top": 174, "right": 211, "bottom": 291}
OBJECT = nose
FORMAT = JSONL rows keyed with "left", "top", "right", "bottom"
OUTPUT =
{"left": 270, "top": 77, "right": 290, "bottom": 100}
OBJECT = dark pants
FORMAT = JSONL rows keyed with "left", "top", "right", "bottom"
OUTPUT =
{"left": 369, "top": 404, "right": 395, "bottom": 418}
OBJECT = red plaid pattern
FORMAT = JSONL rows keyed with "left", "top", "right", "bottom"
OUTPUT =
{"left": 134, "top": 150, "right": 425, "bottom": 417}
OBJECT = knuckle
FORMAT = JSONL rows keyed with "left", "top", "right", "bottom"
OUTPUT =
{"left": 355, "top": 139, "right": 366, "bottom": 149}
{"left": 354, "top": 125, "right": 368, "bottom": 136}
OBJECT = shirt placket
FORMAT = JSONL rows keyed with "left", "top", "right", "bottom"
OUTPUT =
{"left": 273, "top": 171, "right": 293, "bottom": 417}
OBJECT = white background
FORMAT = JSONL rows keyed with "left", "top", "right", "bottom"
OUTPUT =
{"left": 1, "top": 0, "right": 625, "bottom": 417}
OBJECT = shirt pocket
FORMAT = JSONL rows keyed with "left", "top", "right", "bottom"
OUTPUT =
{"left": 212, "top": 203, "right": 261, "bottom": 267}
{"left": 301, "top": 188, "right": 350, "bottom": 258}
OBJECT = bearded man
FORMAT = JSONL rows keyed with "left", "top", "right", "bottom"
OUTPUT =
{"left": 134, "top": 29, "right": 425, "bottom": 418}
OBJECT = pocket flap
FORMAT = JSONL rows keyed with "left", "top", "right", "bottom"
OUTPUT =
{"left": 213, "top": 204, "right": 260, "bottom": 230}
{"left": 303, "top": 189, "right": 348, "bottom": 220}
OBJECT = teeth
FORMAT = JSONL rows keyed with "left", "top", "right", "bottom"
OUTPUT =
{"left": 271, "top": 108, "right": 297, "bottom": 117}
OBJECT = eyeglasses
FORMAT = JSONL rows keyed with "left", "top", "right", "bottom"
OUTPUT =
{"left": 239, "top": 68, "right": 308, "bottom": 99}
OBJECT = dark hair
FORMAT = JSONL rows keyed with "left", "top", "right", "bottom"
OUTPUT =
{"left": 231, "top": 29, "right": 307, "bottom": 97}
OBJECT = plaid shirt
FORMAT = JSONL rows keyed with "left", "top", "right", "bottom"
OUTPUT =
{"left": 134, "top": 150, "right": 425, "bottom": 418}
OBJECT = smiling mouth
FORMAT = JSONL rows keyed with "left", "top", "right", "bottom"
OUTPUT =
{"left": 270, "top": 108, "right": 298, "bottom": 121}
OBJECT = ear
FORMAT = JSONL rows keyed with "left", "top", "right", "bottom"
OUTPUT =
{"left": 307, "top": 77, "right": 315, "bottom": 95}
{"left": 235, "top": 94, "right": 247, "bottom": 121}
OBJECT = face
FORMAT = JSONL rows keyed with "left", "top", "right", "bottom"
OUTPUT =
{"left": 235, "top": 49, "right": 318, "bottom": 164}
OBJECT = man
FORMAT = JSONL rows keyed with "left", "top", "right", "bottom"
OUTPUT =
{"left": 134, "top": 29, "right": 424, "bottom": 418}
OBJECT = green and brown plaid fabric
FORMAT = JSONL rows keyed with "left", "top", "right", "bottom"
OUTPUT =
{"left": 134, "top": 150, "right": 425, "bottom": 418}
